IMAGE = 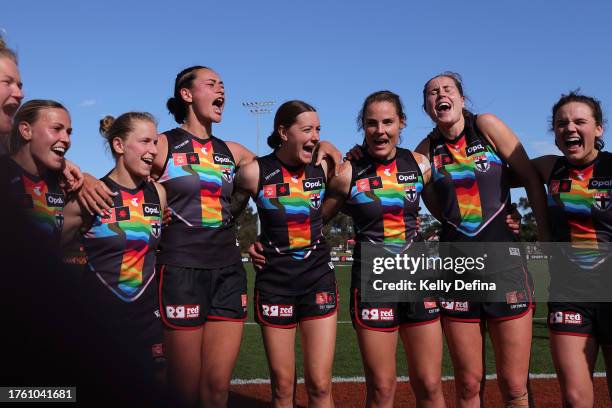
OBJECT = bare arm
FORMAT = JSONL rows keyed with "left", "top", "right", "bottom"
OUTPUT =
{"left": 150, "top": 133, "right": 169, "bottom": 180}
{"left": 411, "top": 150, "right": 443, "bottom": 222}
{"left": 477, "top": 114, "right": 551, "bottom": 241}
{"left": 61, "top": 198, "right": 86, "bottom": 247}
{"left": 322, "top": 161, "right": 352, "bottom": 224}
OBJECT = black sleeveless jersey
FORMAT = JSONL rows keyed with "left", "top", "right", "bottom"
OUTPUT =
{"left": 81, "top": 176, "right": 162, "bottom": 302}
{"left": 428, "top": 114, "right": 513, "bottom": 242}
{"left": 6, "top": 158, "right": 65, "bottom": 240}
{"left": 255, "top": 153, "right": 333, "bottom": 295}
{"left": 157, "top": 128, "right": 240, "bottom": 268}
{"left": 346, "top": 148, "right": 423, "bottom": 253}
{"left": 547, "top": 152, "right": 612, "bottom": 270}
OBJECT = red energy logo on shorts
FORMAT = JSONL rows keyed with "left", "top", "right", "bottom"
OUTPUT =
{"left": 361, "top": 308, "right": 394, "bottom": 321}
{"left": 262, "top": 304, "right": 293, "bottom": 318}
{"left": 563, "top": 312, "right": 583, "bottom": 325}
{"left": 423, "top": 298, "right": 437, "bottom": 309}
{"left": 454, "top": 301, "right": 469, "bottom": 312}
{"left": 165, "top": 304, "right": 200, "bottom": 319}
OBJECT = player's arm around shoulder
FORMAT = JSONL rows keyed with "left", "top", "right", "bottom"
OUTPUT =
{"left": 322, "top": 160, "right": 352, "bottom": 224}
{"left": 227, "top": 141, "right": 257, "bottom": 168}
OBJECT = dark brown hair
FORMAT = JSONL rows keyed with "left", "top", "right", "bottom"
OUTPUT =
{"left": 551, "top": 91, "right": 605, "bottom": 150}
{"left": 0, "top": 35, "right": 18, "bottom": 63}
{"left": 357, "top": 90, "right": 406, "bottom": 131}
{"left": 268, "top": 100, "right": 317, "bottom": 149}
{"left": 166, "top": 65, "right": 211, "bottom": 124}
{"left": 422, "top": 71, "right": 471, "bottom": 117}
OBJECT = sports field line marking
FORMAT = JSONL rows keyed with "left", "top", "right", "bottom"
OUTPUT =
{"left": 231, "top": 372, "right": 607, "bottom": 385}
{"left": 245, "top": 318, "right": 547, "bottom": 326}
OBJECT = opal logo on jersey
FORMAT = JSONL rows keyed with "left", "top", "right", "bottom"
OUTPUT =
{"left": 588, "top": 178, "right": 612, "bottom": 190}
{"left": 361, "top": 308, "right": 394, "bottom": 321}
{"left": 310, "top": 193, "right": 321, "bottom": 209}
{"left": 262, "top": 304, "right": 293, "bottom": 317}
{"left": 563, "top": 312, "right": 582, "bottom": 325}
{"left": 594, "top": 191, "right": 612, "bottom": 210}
{"left": 143, "top": 203, "right": 161, "bottom": 217}
{"left": 466, "top": 142, "right": 486, "bottom": 156}
{"left": 473, "top": 153, "right": 490, "bottom": 172}
{"left": 404, "top": 185, "right": 417, "bottom": 202}
{"left": 213, "top": 153, "right": 233, "bottom": 166}
{"left": 45, "top": 193, "right": 65, "bottom": 208}
{"left": 303, "top": 177, "right": 324, "bottom": 191}
{"left": 396, "top": 172, "right": 418, "bottom": 184}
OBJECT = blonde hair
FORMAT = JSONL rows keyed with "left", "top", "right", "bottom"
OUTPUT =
{"left": 0, "top": 35, "right": 18, "bottom": 63}
{"left": 99, "top": 112, "right": 157, "bottom": 158}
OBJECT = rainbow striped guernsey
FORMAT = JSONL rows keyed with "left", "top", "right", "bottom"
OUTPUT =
{"left": 547, "top": 153, "right": 612, "bottom": 269}
{"left": 82, "top": 177, "right": 162, "bottom": 301}
{"left": 429, "top": 115, "right": 510, "bottom": 240}
{"left": 6, "top": 158, "right": 65, "bottom": 239}
{"left": 345, "top": 148, "right": 423, "bottom": 286}
{"left": 255, "top": 153, "right": 333, "bottom": 296}
{"left": 157, "top": 129, "right": 240, "bottom": 268}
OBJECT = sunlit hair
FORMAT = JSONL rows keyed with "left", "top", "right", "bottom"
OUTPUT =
{"left": 551, "top": 90, "right": 606, "bottom": 151}
{"left": 0, "top": 35, "right": 17, "bottom": 63}
{"left": 267, "top": 100, "right": 317, "bottom": 150}
{"left": 166, "top": 65, "right": 212, "bottom": 124}
{"left": 10, "top": 100, "right": 67, "bottom": 154}
{"left": 99, "top": 112, "right": 157, "bottom": 158}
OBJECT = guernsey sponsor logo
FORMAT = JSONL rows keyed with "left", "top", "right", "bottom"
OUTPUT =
{"left": 165, "top": 304, "right": 200, "bottom": 319}
{"left": 588, "top": 178, "right": 612, "bottom": 190}
{"left": 213, "top": 153, "right": 233, "bottom": 166}
{"left": 563, "top": 312, "right": 582, "bottom": 325}
{"left": 396, "top": 171, "right": 418, "bottom": 184}
{"left": 303, "top": 177, "right": 324, "bottom": 191}
{"left": 143, "top": 203, "right": 161, "bottom": 217}
{"left": 466, "top": 141, "right": 486, "bottom": 156}
{"left": 45, "top": 193, "right": 65, "bottom": 208}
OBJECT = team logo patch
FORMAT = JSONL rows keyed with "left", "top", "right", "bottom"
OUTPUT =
{"left": 440, "top": 301, "right": 454, "bottom": 310}
{"left": 101, "top": 206, "right": 131, "bottom": 223}
{"left": 549, "top": 311, "right": 563, "bottom": 324}
{"left": 142, "top": 203, "right": 161, "bottom": 217}
{"left": 45, "top": 193, "right": 65, "bottom": 208}
{"left": 222, "top": 167, "right": 234, "bottom": 183}
{"left": 130, "top": 197, "right": 139, "bottom": 207}
{"left": 433, "top": 154, "right": 453, "bottom": 169}
{"left": 593, "top": 191, "right": 612, "bottom": 211}
{"left": 553, "top": 179, "right": 572, "bottom": 193}
{"left": 396, "top": 171, "right": 418, "bottom": 184}
{"left": 213, "top": 153, "right": 233, "bottom": 166}
{"left": 404, "top": 185, "right": 417, "bottom": 202}
{"left": 356, "top": 176, "right": 383, "bottom": 192}
{"left": 187, "top": 152, "right": 200, "bottom": 165}
{"left": 263, "top": 183, "right": 290, "bottom": 198}
{"left": 262, "top": 304, "right": 293, "bottom": 317}
{"left": 549, "top": 180, "right": 560, "bottom": 194}
{"left": 165, "top": 304, "right": 200, "bottom": 319}
{"left": 172, "top": 153, "right": 187, "bottom": 166}
{"left": 151, "top": 343, "right": 164, "bottom": 358}
{"left": 310, "top": 193, "right": 321, "bottom": 209}
{"left": 454, "top": 301, "right": 469, "bottom": 312}
{"left": 315, "top": 291, "right": 334, "bottom": 305}
{"left": 423, "top": 297, "right": 437, "bottom": 309}
{"left": 361, "top": 308, "right": 394, "bottom": 321}
{"left": 303, "top": 177, "right": 324, "bottom": 192}
{"left": 473, "top": 153, "right": 490, "bottom": 172}
{"left": 55, "top": 211, "right": 64, "bottom": 229}
{"left": 151, "top": 220, "right": 161, "bottom": 238}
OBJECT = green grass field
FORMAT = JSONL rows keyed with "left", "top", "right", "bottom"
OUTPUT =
{"left": 233, "top": 261, "right": 605, "bottom": 379}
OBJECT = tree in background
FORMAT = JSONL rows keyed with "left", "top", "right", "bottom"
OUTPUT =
{"left": 518, "top": 197, "right": 538, "bottom": 242}
{"left": 325, "top": 212, "right": 353, "bottom": 250}
{"left": 236, "top": 206, "right": 258, "bottom": 253}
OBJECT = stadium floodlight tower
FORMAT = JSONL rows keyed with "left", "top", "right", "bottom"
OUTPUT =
{"left": 241, "top": 101, "right": 275, "bottom": 157}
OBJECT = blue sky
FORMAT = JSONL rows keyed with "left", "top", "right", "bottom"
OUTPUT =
{"left": 4, "top": 1, "right": 612, "bottom": 203}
